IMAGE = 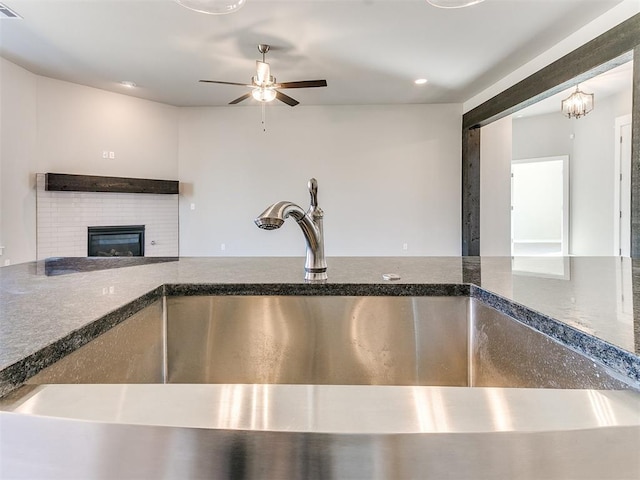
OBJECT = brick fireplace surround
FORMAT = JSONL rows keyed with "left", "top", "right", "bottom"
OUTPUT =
{"left": 36, "top": 173, "right": 179, "bottom": 260}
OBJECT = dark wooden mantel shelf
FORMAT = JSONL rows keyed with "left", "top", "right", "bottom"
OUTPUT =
{"left": 45, "top": 173, "right": 179, "bottom": 195}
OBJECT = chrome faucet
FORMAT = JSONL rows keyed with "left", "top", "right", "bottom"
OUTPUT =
{"left": 255, "top": 178, "right": 327, "bottom": 281}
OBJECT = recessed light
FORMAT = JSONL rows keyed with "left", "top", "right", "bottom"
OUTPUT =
{"left": 120, "top": 81, "right": 137, "bottom": 88}
{"left": 414, "top": 78, "right": 428, "bottom": 85}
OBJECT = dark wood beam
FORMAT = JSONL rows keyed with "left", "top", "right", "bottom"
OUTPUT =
{"left": 461, "top": 13, "right": 640, "bottom": 257}
{"left": 463, "top": 13, "right": 640, "bottom": 130}
{"left": 45, "top": 173, "right": 179, "bottom": 195}
{"left": 462, "top": 127, "right": 480, "bottom": 256}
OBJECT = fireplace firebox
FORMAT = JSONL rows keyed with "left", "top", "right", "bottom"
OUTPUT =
{"left": 88, "top": 225, "right": 145, "bottom": 257}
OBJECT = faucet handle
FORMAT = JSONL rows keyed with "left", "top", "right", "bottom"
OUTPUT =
{"left": 308, "top": 178, "right": 318, "bottom": 207}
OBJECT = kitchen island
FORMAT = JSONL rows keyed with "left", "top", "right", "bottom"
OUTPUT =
{"left": 1, "top": 256, "right": 639, "bottom": 479}
{"left": 2, "top": 256, "right": 639, "bottom": 393}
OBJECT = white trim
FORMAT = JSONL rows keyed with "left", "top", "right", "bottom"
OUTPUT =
{"left": 513, "top": 155, "right": 566, "bottom": 164}
{"left": 614, "top": 114, "right": 632, "bottom": 256}
{"left": 513, "top": 240, "right": 562, "bottom": 244}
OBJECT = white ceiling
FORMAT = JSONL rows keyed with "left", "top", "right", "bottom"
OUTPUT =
{"left": 0, "top": 0, "right": 626, "bottom": 108}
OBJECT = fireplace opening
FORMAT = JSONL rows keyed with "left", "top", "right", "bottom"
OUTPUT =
{"left": 88, "top": 225, "right": 145, "bottom": 257}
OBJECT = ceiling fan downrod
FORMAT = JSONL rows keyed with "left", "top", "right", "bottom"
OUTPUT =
{"left": 258, "top": 44, "right": 270, "bottom": 62}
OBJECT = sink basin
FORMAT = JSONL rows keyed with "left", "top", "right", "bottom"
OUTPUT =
{"left": 27, "top": 295, "right": 635, "bottom": 390}
{"left": 5, "top": 294, "right": 639, "bottom": 479}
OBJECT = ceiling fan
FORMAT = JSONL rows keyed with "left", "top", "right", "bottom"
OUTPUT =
{"left": 199, "top": 44, "right": 327, "bottom": 107}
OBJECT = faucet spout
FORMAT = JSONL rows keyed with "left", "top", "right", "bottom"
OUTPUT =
{"left": 255, "top": 179, "right": 327, "bottom": 281}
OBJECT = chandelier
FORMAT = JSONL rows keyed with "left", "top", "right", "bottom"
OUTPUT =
{"left": 561, "top": 86, "right": 594, "bottom": 119}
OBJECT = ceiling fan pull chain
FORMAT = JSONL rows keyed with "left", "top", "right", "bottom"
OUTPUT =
{"left": 262, "top": 103, "right": 267, "bottom": 132}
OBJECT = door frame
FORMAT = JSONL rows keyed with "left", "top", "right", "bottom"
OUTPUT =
{"left": 511, "top": 155, "right": 570, "bottom": 256}
{"left": 614, "top": 114, "right": 633, "bottom": 256}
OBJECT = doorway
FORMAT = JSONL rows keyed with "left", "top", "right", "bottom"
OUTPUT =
{"left": 511, "top": 156, "right": 569, "bottom": 256}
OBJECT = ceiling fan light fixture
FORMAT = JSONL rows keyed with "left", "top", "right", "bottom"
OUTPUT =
{"left": 200, "top": 43, "right": 326, "bottom": 108}
{"left": 174, "top": 0, "right": 245, "bottom": 15}
{"left": 252, "top": 87, "right": 276, "bottom": 103}
{"left": 561, "top": 85, "right": 594, "bottom": 119}
{"left": 426, "top": 0, "right": 484, "bottom": 8}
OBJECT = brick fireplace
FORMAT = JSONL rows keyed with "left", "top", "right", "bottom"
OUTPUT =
{"left": 36, "top": 173, "right": 179, "bottom": 259}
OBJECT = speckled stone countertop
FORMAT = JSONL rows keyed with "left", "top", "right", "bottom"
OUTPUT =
{"left": 1, "top": 256, "right": 639, "bottom": 396}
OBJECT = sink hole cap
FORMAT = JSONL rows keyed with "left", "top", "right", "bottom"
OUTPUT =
{"left": 382, "top": 273, "right": 401, "bottom": 281}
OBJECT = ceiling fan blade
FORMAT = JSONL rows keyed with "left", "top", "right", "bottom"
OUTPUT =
{"left": 199, "top": 80, "right": 252, "bottom": 87}
{"left": 275, "top": 90, "right": 299, "bottom": 107}
{"left": 256, "top": 61, "right": 271, "bottom": 84}
{"left": 229, "top": 92, "right": 252, "bottom": 105}
{"left": 277, "top": 80, "right": 327, "bottom": 89}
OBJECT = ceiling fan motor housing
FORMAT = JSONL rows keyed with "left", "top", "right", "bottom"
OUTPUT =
{"left": 252, "top": 75, "right": 275, "bottom": 87}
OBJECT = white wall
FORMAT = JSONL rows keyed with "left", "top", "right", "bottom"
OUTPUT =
{"left": 3, "top": 56, "right": 462, "bottom": 262}
{"left": 480, "top": 116, "right": 512, "bottom": 256}
{"left": 512, "top": 88, "right": 633, "bottom": 255}
{"left": 178, "top": 104, "right": 462, "bottom": 257}
{"left": 0, "top": 59, "right": 179, "bottom": 265}
{"left": 0, "top": 58, "right": 37, "bottom": 265}
{"left": 35, "top": 77, "right": 179, "bottom": 179}
{"left": 513, "top": 113, "right": 572, "bottom": 161}
{"left": 571, "top": 88, "right": 632, "bottom": 255}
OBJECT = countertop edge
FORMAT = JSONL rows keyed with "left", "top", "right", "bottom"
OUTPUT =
{"left": 2, "top": 277, "right": 640, "bottom": 398}
{"left": 0, "top": 286, "right": 163, "bottom": 397}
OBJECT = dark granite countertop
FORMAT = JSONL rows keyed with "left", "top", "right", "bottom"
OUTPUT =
{"left": 1, "top": 256, "right": 639, "bottom": 396}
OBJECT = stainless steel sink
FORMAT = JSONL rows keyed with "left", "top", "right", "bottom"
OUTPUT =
{"left": 27, "top": 295, "right": 634, "bottom": 390}
{"left": 6, "top": 294, "right": 640, "bottom": 479}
